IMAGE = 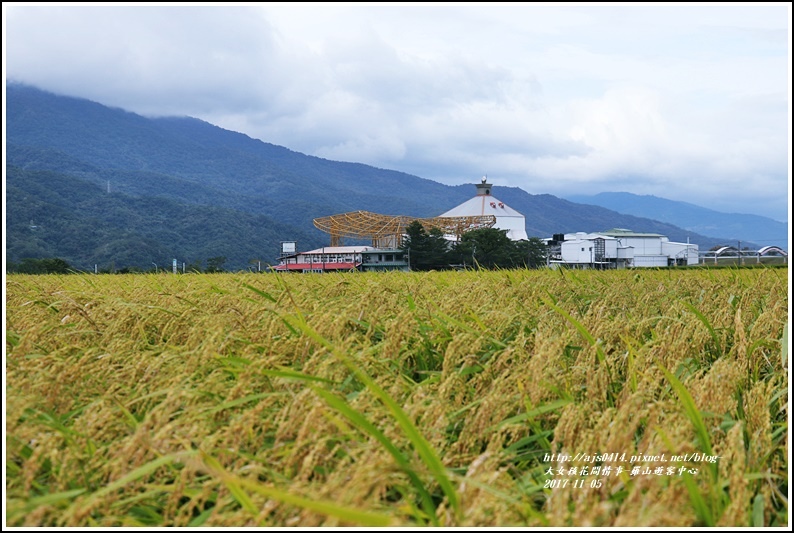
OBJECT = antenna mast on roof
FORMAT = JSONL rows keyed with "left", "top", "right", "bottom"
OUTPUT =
{"left": 476, "top": 176, "right": 492, "bottom": 196}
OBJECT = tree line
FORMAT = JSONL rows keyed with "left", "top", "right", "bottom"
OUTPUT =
{"left": 7, "top": 223, "right": 551, "bottom": 274}
{"left": 401, "top": 221, "right": 548, "bottom": 270}
{"left": 6, "top": 256, "right": 233, "bottom": 275}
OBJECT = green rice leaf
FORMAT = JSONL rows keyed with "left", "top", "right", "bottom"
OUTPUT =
{"left": 260, "top": 368, "right": 336, "bottom": 384}
{"left": 242, "top": 283, "right": 277, "bottom": 302}
{"left": 68, "top": 451, "right": 198, "bottom": 514}
{"left": 19, "top": 488, "right": 86, "bottom": 508}
{"left": 201, "top": 451, "right": 395, "bottom": 526}
{"left": 683, "top": 301, "right": 722, "bottom": 355}
{"left": 657, "top": 363, "right": 713, "bottom": 457}
{"left": 205, "top": 392, "right": 277, "bottom": 414}
{"left": 496, "top": 398, "right": 572, "bottom": 429}
{"left": 752, "top": 493, "right": 765, "bottom": 527}
{"left": 202, "top": 453, "right": 259, "bottom": 516}
{"left": 311, "top": 386, "right": 438, "bottom": 524}
{"left": 542, "top": 297, "right": 607, "bottom": 364}
{"left": 681, "top": 470, "right": 714, "bottom": 526}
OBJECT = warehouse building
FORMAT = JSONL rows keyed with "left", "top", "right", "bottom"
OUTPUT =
{"left": 546, "top": 229, "right": 699, "bottom": 269}
{"left": 272, "top": 245, "right": 409, "bottom": 273}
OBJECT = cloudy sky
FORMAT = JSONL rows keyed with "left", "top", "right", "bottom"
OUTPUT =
{"left": 3, "top": 2, "right": 791, "bottom": 222}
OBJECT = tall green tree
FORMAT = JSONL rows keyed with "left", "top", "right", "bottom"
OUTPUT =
{"left": 206, "top": 256, "right": 227, "bottom": 273}
{"left": 401, "top": 221, "right": 452, "bottom": 271}
{"left": 455, "top": 228, "right": 514, "bottom": 269}
{"left": 514, "top": 237, "right": 549, "bottom": 268}
{"left": 186, "top": 259, "right": 204, "bottom": 273}
{"left": 454, "top": 230, "right": 548, "bottom": 269}
{"left": 14, "top": 257, "right": 73, "bottom": 274}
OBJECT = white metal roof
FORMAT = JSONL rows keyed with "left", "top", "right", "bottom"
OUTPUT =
{"left": 600, "top": 228, "right": 665, "bottom": 238}
{"left": 301, "top": 246, "right": 375, "bottom": 254}
{"left": 439, "top": 195, "right": 528, "bottom": 240}
{"left": 563, "top": 233, "right": 620, "bottom": 242}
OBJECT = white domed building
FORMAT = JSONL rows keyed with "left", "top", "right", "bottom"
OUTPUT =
{"left": 439, "top": 177, "right": 528, "bottom": 240}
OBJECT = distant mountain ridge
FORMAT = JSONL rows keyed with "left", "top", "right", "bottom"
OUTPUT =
{"left": 565, "top": 192, "right": 788, "bottom": 250}
{"left": 5, "top": 82, "right": 773, "bottom": 271}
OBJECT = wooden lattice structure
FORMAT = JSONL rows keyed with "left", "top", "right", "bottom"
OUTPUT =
{"left": 313, "top": 210, "right": 497, "bottom": 247}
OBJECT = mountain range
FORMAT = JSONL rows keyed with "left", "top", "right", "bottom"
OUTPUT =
{"left": 5, "top": 83, "right": 787, "bottom": 271}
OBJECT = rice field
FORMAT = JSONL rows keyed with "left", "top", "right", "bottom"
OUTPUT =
{"left": 4, "top": 267, "right": 789, "bottom": 527}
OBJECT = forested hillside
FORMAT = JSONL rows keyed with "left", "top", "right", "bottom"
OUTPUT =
{"left": 6, "top": 165, "right": 318, "bottom": 272}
